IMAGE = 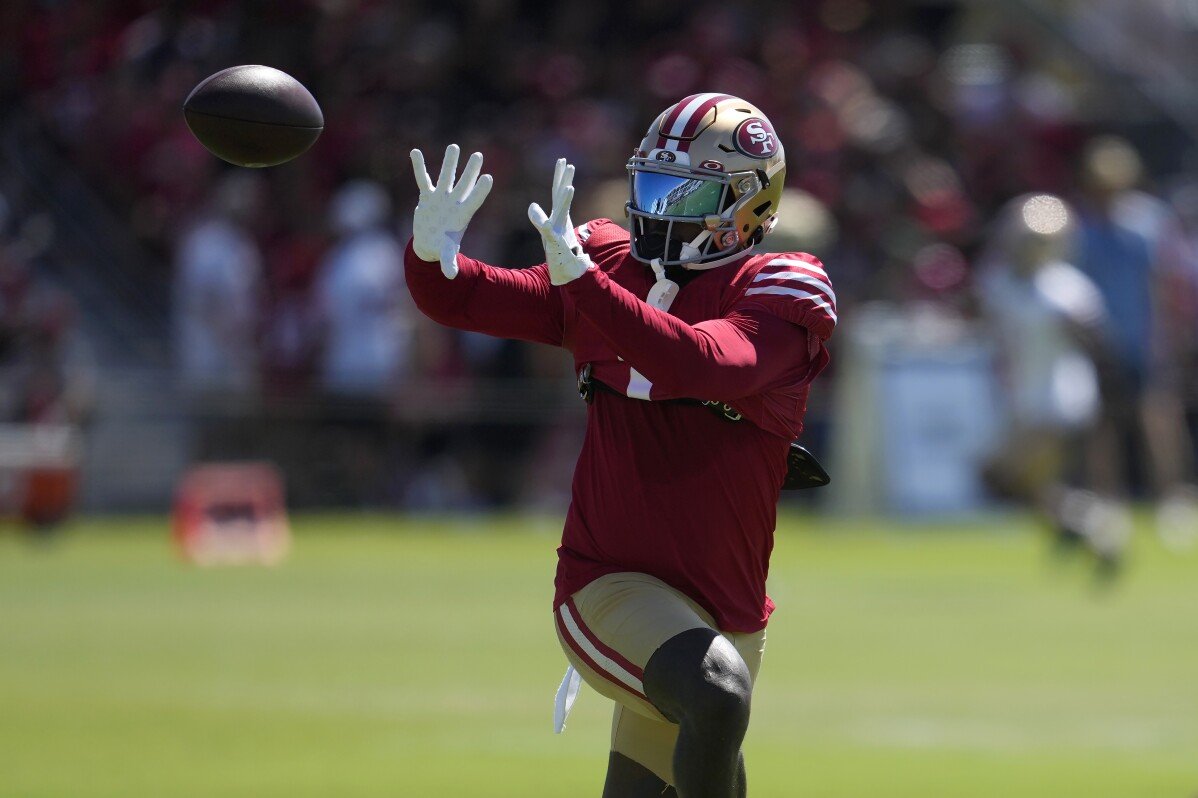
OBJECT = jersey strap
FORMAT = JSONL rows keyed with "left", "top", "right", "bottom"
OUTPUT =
{"left": 578, "top": 363, "right": 742, "bottom": 421}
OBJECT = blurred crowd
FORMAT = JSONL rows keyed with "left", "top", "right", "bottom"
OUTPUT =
{"left": 4, "top": 0, "right": 1198, "bottom": 513}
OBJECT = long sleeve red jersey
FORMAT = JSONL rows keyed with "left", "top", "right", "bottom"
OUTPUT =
{"left": 405, "top": 219, "right": 836, "bottom": 632}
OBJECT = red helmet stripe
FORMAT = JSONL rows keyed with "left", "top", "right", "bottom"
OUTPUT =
{"left": 679, "top": 94, "right": 734, "bottom": 139}
{"left": 659, "top": 94, "right": 704, "bottom": 136}
{"left": 677, "top": 94, "right": 735, "bottom": 152}
{"left": 652, "top": 93, "right": 739, "bottom": 153}
{"left": 662, "top": 93, "right": 730, "bottom": 139}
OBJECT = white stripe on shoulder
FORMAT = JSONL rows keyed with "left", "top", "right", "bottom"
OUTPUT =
{"left": 668, "top": 93, "right": 720, "bottom": 137}
{"left": 753, "top": 270, "right": 837, "bottom": 304}
{"left": 627, "top": 367, "right": 653, "bottom": 401}
{"left": 558, "top": 603, "right": 644, "bottom": 694}
{"left": 765, "top": 258, "right": 828, "bottom": 278}
{"left": 743, "top": 285, "right": 839, "bottom": 322}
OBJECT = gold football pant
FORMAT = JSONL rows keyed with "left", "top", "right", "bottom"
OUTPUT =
{"left": 554, "top": 572, "right": 766, "bottom": 786}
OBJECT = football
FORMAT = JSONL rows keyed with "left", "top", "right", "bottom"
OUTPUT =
{"left": 183, "top": 65, "right": 323, "bottom": 168}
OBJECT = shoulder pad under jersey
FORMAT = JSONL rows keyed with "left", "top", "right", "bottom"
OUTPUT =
{"left": 737, "top": 252, "right": 837, "bottom": 342}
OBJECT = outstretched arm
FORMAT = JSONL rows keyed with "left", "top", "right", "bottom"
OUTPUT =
{"left": 406, "top": 145, "right": 564, "bottom": 346}
{"left": 404, "top": 244, "right": 563, "bottom": 346}
{"left": 565, "top": 269, "right": 812, "bottom": 399}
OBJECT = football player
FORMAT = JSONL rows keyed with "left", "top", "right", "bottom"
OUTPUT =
{"left": 406, "top": 94, "right": 836, "bottom": 797}
{"left": 977, "top": 194, "right": 1129, "bottom": 574}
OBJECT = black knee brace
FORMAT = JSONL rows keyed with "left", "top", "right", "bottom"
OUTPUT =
{"left": 642, "top": 628, "right": 752, "bottom": 729}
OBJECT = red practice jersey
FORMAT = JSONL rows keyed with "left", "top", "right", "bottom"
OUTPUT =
{"left": 404, "top": 219, "right": 836, "bottom": 632}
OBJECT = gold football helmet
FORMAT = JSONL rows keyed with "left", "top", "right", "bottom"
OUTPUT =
{"left": 627, "top": 93, "right": 786, "bottom": 268}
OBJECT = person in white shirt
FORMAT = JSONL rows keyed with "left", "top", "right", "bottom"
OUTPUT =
{"left": 173, "top": 173, "right": 263, "bottom": 395}
{"left": 314, "top": 180, "right": 410, "bottom": 398}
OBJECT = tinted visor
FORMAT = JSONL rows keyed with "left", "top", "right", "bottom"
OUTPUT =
{"left": 631, "top": 170, "right": 726, "bottom": 217}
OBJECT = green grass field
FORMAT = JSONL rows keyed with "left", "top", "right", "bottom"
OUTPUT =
{"left": 2, "top": 513, "right": 1196, "bottom": 797}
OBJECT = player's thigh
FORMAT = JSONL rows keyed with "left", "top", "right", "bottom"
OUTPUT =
{"left": 554, "top": 572, "right": 716, "bottom": 722}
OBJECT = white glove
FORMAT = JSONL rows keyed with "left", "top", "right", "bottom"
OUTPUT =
{"left": 410, "top": 144, "right": 493, "bottom": 279}
{"left": 528, "top": 158, "right": 592, "bottom": 286}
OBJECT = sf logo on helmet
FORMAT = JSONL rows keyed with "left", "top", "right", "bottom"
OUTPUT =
{"left": 733, "top": 117, "right": 778, "bottom": 158}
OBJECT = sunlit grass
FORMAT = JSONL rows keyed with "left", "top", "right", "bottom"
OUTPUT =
{"left": 1, "top": 513, "right": 1195, "bottom": 797}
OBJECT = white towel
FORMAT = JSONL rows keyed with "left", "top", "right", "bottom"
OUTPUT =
{"left": 553, "top": 665, "right": 582, "bottom": 733}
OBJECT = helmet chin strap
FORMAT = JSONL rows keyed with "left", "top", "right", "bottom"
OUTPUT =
{"left": 647, "top": 258, "right": 680, "bottom": 311}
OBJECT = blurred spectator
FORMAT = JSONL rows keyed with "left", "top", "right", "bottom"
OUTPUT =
{"left": 173, "top": 172, "right": 263, "bottom": 395}
{"left": 1157, "top": 179, "right": 1198, "bottom": 546}
{"left": 1166, "top": 181, "right": 1198, "bottom": 427}
{"left": 0, "top": 224, "right": 92, "bottom": 529}
{"left": 1074, "top": 138, "right": 1197, "bottom": 507}
{"left": 1075, "top": 138, "right": 1157, "bottom": 387}
{"left": 315, "top": 180, "right": 410, "bottom": 398}
{"left": 0, "top": 197, "right": 95, "bottom": 428}
{"left": 0, "top": 253, "right": 32, "bottom": 417}
{"left": 12, "top": 288, "right": 96, "bottom": 425}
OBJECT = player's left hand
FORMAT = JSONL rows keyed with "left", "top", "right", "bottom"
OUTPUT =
{"left": 528, "top": 159, "right": 593, "bottom": 286}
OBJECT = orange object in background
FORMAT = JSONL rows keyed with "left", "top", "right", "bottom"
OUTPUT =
{"left": 0, "top": 424, "right": 82, "bottom": 527}
{"left": 172, "top": 462, "right": 290, "bottom": 565}
{"left": 21, "top": 467, "right": 78, "bottom": 527}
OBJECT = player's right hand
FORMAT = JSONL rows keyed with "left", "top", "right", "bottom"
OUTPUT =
{"left": 410, "top": 144, "right": 493, "bottom": 279}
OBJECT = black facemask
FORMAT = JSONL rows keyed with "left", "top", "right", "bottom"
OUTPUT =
{"left": 634, "top": 219, "right": 705, "bottom": 262}
{"left": 632, "top": 220, "right": 707, "bottom": 285}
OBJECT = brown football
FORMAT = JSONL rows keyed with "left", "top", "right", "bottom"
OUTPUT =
{"left": 183, "top": 65, "right": 323, "bottom": 168}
